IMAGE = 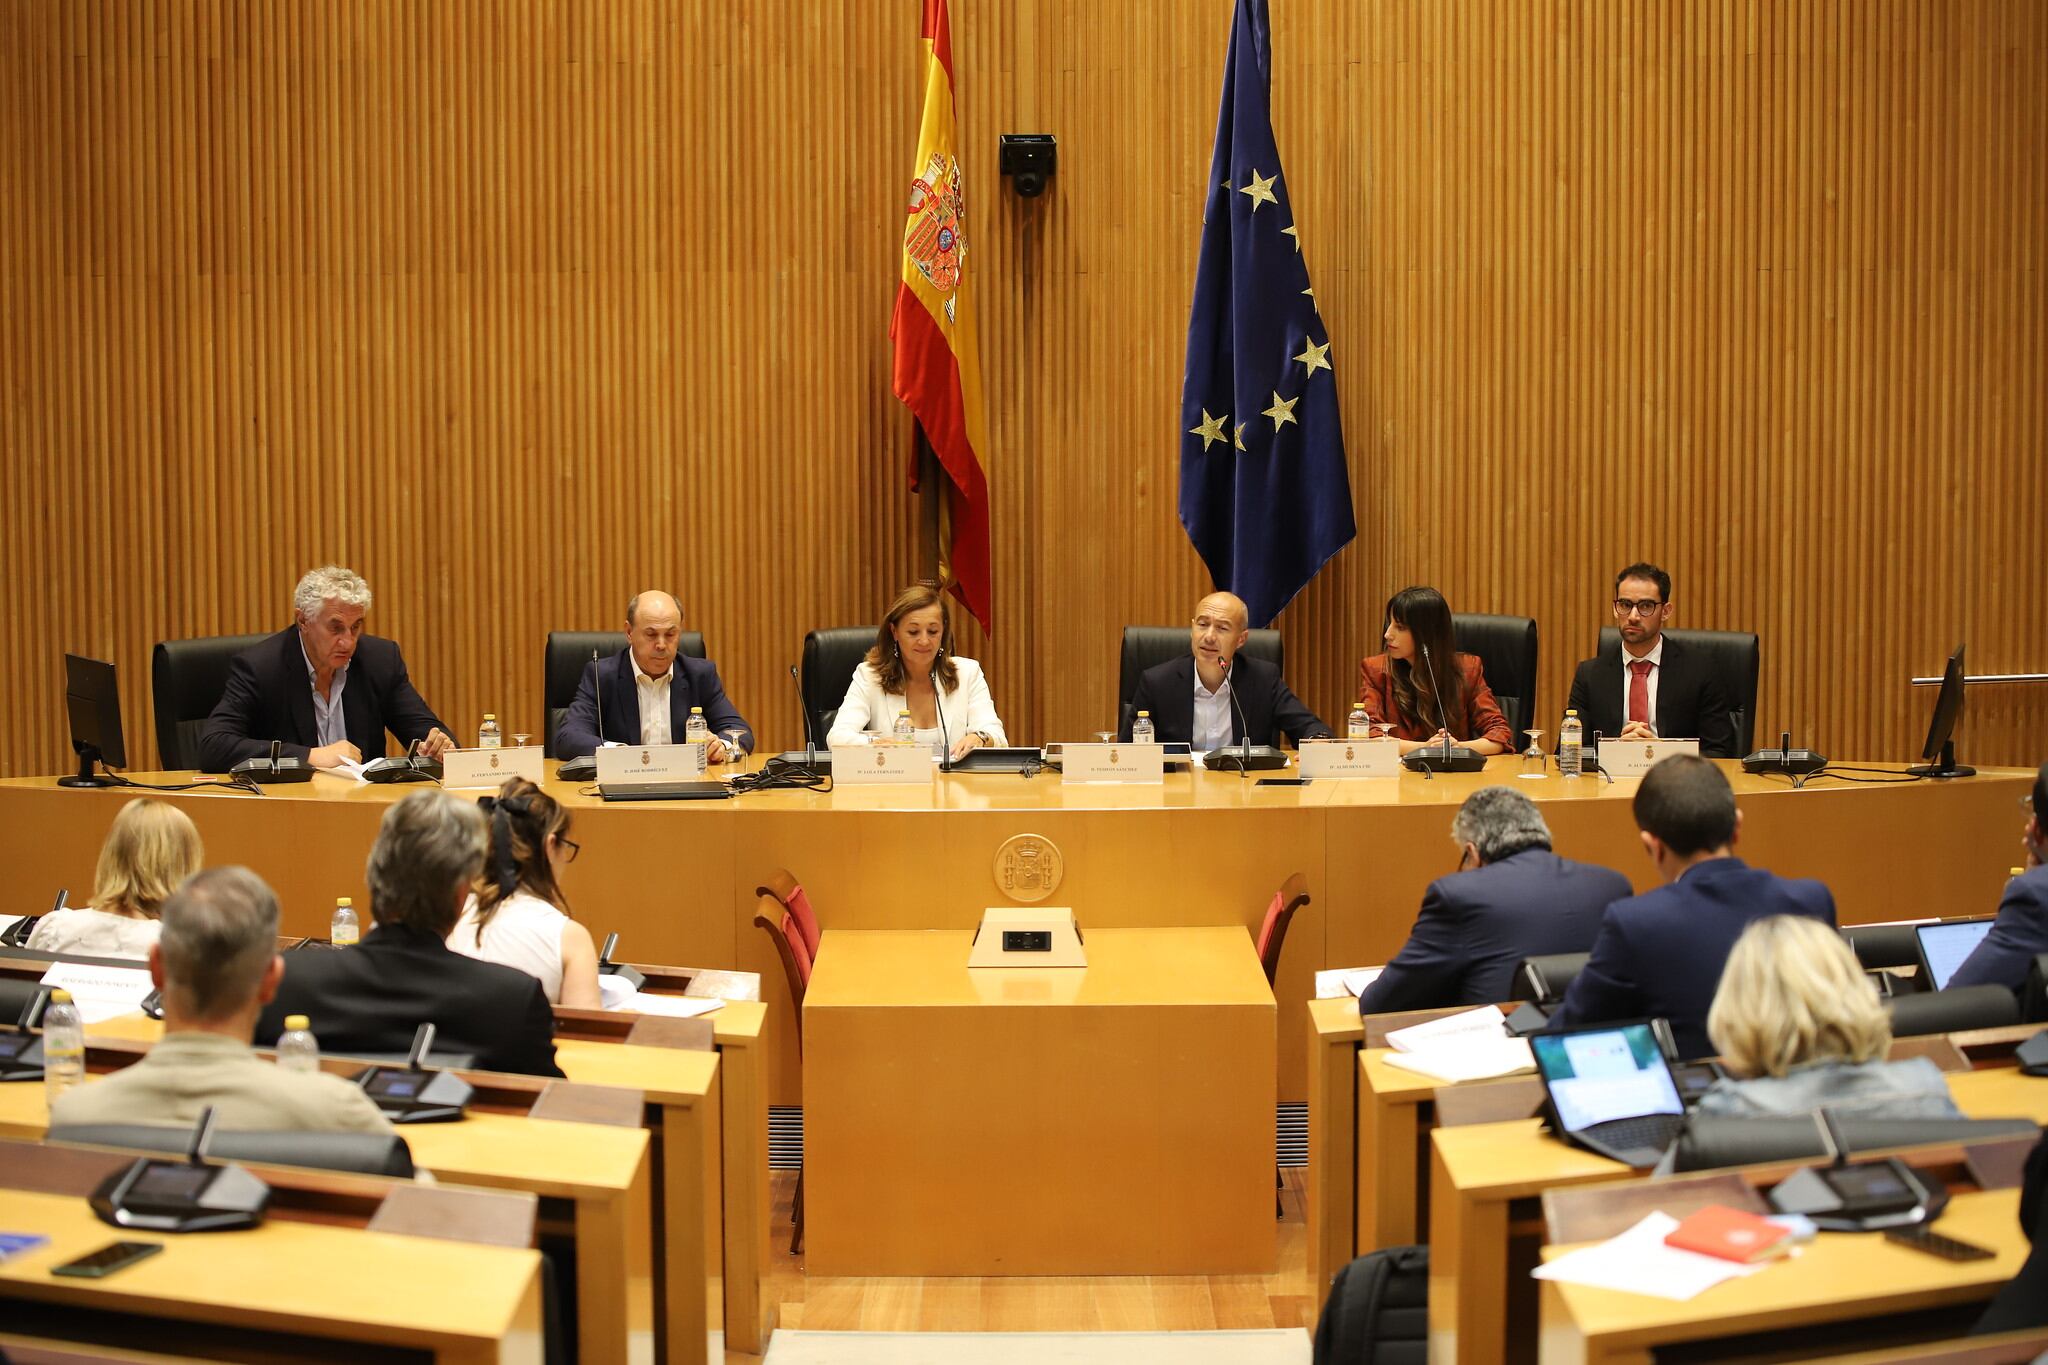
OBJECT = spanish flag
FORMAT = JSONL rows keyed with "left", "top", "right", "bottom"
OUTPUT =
{"left": 890, "top": 0, "right": 992, "bottom": 631}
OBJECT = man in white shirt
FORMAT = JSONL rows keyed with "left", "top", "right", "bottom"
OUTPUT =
{"left": 1563, "top": 563, "right": 1737, "bottom": 758}
{"left": 1121, "top": 591, "right": 1330, "bottom": 748}
{"left": 552, "top": 590, "right": 755, "bottom": 760}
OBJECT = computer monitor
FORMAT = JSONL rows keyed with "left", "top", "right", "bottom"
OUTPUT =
{"left": 59, "top": 654, "right": 125, "bottom": 788}
{"left": 1913, "top": 918, "right": 1994, "bottom": 992}
{"left": 1908, "top": 644, "right": 1973, "bottom": 779}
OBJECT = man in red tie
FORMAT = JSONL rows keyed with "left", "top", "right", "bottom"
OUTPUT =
{"left": 1564, "top": 563, "right": 1738, "bottom": 758}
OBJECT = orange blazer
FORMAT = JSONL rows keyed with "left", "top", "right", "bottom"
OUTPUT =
{"left": 1357, "top": 653, "right": 1515, "bottom": 747}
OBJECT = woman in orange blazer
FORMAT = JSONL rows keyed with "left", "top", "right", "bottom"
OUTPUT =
{"left": 1358, "top": 586, "right": 1515, "bottom": 755}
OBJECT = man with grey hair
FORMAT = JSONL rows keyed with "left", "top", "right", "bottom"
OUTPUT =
{"left": 48, "top": 867, "right": 393, "bottom": 1134}
{"left": 1356, "top": 786, "right": 1632, "bottom": 1015}
{"left": 256, "top": 791, "right": 562, "bottom": 1077}
{"left": 198, "top": 565, "right": 454, "bottom": 771}
{"left": 552, "top": 588, "right": 754, "bottom": 760}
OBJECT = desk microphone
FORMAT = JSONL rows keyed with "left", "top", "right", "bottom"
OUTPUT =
{"left": 932, "top": 657, "right": 954, "bottom": 771}
{"left": 593, "top": 649, "right": 607, "bottom": 748}
{"left": 405, "top": 1022, "right": 437, "bottom": 1073}
{"left": 1407, "top": 644, "right": 1484, "bottom": 774}
{"left": 788, "top": 663, "right": 821, "bottom": 769}
{"left": 1224, "top": 661, "right": 1251, "bottom": 779}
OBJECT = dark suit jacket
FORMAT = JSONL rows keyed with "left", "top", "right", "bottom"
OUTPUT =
{"left": 1564, "top": 636, "right": 1738, "bottom": 758}
{"left": 1118, "top": 652, "right": 1330, "bottom": 747}
{"left": 1357, "top": 653, "right": 1516, "bottom": 747}
{"left": 551, "top": 649, "right": 754, "bottom": 759}
{"left": 1356, "top": 849, "right": 1635, "bottom": 1015}
{"left": 198, "top": 628, "right": 448, "bottom": 772}
{"left": 1546, "top": 855, "right": 1837, "bottom": 1059}
{"left": 1974, "top": 1131, "right": 2048, "bottom": 1335}
{"left": 1947, "top": 865, "right": 2048, "bottom": 994}
{"left": 255, "top": 924, "right": 562, "bottom": 1078}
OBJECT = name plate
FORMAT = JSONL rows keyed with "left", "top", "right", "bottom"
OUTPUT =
{"left": 1298, "top": 737, "right": 1400, "bottom": 779}
{"left": 441, "top": 746, "right": 546, "bottom": 790}
{"left": 830, "top": 742, "right": 933, "bottom": 785}
{"left": 1060, "top": 742, "right": 1164, "bottom": 785}
{"left": 1597, "top": 737, "right": 1702, "bottom": 779}
{"left": 596, "top": 742, "right": 708, "bottom": 785}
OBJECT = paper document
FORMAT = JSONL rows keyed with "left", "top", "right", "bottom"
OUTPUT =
{"left": 614, "top": 992, "right": 723, "bottom": 1020}
{"left": 1382, "top": 1037, "right": 1535, "bottom": 1083}
{"left": 1385, "top": 1005, "right": 1509, "bottom": 1053}
{"left": 1315, "top": 966, "right": 1384, "bottom": 999}
{"left": 39, "top": 961, "right": 154, "bottom": 1024}
{"left": 1533, "top": 1212, "right": 1777, "bottom": 1301}
{"left": 319, "top": 759, "right": 370, "bottom": 784}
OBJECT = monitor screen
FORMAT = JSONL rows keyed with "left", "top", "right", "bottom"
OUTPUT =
{"left": 62, "top": 654, "right": 126, "bottom": 769}
{"left": 1920, "top": 644, "right": 1967, "bottom": 762}
{"left": 130, "top": 1162, "right": 215, "bottom": 1202}
{"left": 1530, "top": 1023, "right": 1684, "bottom": 1133}
{"left": 1916, "top": 919, "right": 1993, "bottom": 992}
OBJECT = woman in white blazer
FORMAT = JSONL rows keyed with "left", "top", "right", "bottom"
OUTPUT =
{"left": 827, "top": 582, "right": 1008, "bottom": 761}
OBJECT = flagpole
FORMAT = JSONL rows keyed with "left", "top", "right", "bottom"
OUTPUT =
{"left": 915, "top": 423, "right": 943, "bottom": 582}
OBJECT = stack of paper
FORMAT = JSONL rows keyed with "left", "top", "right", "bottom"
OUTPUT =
{"left": 1379, "top": 1005, "right": 1534, "bottom": 1082}
{"left": 1314, "top": 966, "right": 1384, "bottom": 999}
{"left": 1533, "top": 1211, "right": 1778, "bottom": 1300}
{"left": 613, "top": 991, "right": 723, "bottom": 1020}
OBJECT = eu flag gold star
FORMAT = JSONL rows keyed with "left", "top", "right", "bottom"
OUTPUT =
{"left": 1239, "top": 170, "right": 1278, "bottom": 211}
{"left": 1232, "top": 420, "right": 1246, "bottom": 451}
{"left": 1188, "top": 409, "right": 1229, "bottom": 451}
{"left": 1282, "top": 224, "right": 1300, "bottom": 252}
{"left": 1264, "top": 390, "right": 1300, "bottom": 431}
{"left": 1294, "top": 338, "right": 1332, "bottom": 378}
{"left": 1301, "top": 284, "right": 1317, "bottom": 313}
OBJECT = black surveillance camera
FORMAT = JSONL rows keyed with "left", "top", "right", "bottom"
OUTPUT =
{"left": 999, "top": 134, "right": 1057, "bottom": 198}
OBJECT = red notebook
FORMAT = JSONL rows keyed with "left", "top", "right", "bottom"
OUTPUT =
{"left": 1663, "top": 1205, "right": 1794, "bottom": 1263}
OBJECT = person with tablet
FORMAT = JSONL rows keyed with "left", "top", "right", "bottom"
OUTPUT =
{"left": 1944, "top": 761, "right": 2048, "bottom": 993}
{"left": 1120, "top": 590, "right": 1330, "bottom": 749}
{"left": 827, "top": 581, "right": 1007, "bottom": 761}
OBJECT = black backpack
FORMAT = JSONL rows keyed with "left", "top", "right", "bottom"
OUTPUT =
{"left": 1312, "top": 1244, "right": 1428, "bottom": 1365}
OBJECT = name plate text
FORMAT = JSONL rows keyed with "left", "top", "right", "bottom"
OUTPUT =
{"left": 441, "top": 746, "right": 546, "bottom": 790}
{"left": 1597, "top": 737, "right": 1702, "bottom": 779}
{"left": 1298, "top": 737, "right": 1401, "bottom": 779}
{"left": 596, "top": 742, "right": 708, "bottom": 785}
{"left": 1061, "top": 742, "right": 1165, "bottom": 785}
{"left": 831, "top": 742, "right": 934, "bottom": 785}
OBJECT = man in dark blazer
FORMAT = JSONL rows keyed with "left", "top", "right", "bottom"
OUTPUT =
{"left": 1947, "top": 762, "right": 2048, "bottom": 993}
{"left": 1564, "top": 562, "right": 1738, "bottom": 758}
{"left": 1119, "top": 590, "right": 1330, "bottom": 747}
{"left": 1357, "top": 787, "right": 1633, "bottom": 1015}
{"left": 198, "top": 565, "right": 454, "bottom": 772}
{"left": 1547, "top": 754, "right": 1836, "bottom": 1058}
{"left": 255, "top": 790, "right": 561, "bottom": 1078}
{"left": 551, "top": 589, "right": 754, "bottom": 760}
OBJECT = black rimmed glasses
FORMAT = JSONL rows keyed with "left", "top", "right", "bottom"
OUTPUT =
{"left": 1612, "top": 598, "right": 1665, "bottom": 618}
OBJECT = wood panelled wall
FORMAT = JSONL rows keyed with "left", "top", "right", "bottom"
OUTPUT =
{"left": 3, "top": 0, "right": 2044, "bottom": 781}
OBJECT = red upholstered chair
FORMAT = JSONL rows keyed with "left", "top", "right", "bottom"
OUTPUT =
{"left": 1254, "top": 872, "right": 1311, "bottom": 987}
{"left": 754, "top": 898, "right": 813, "bottom": 1255}
{"left": 757, "top": 869, "right": 822, "bottom": 963}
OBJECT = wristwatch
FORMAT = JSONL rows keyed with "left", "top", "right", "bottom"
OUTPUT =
{"left": 972, "top": 730, "right": 993, "bottom": 747}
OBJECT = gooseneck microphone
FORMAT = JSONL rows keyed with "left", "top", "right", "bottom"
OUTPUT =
{"left": 268, "top": 739, "right": 283, "bottom": 777}
{"left": 592, "top": 649, "right": 607, "bottom": 749}
{"left": 787, "top": 664, "right": 816, "bottom": 766}
{"left": 1420, "top": 643, "right": 1454, "bottom": 761}
{"left": 932, "top": 663, "right": 955, "bottom": 771}
{"left": 1224, "top": 660, "right": 1254, "bottom": 778}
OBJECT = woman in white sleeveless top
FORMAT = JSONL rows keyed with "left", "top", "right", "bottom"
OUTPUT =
{"left": 29, "top": 799, "right": 201, "bottom": 960}
{"left": 448, "top": 778, "right": 600, "bottom": 1007}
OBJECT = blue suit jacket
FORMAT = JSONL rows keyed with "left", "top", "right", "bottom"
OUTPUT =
{"left": 1946, "top": 865, "right": 2048, "bottom": 994}
{"left": 551, "top": 649, "right": 753, "bottom": 759}
{"left": 1356, "top": 849, "right": 1634, "bottom": 1015}
{"left": 1546, "top": 855, "right": 1837, "bottom": 1059}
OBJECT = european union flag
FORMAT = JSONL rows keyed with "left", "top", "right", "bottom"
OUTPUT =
{"left": 1179, "top": 0, "right": 1355, "bottom": 629}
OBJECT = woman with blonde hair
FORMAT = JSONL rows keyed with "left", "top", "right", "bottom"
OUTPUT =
{"left": 30, "top": 800, "right": 203, "bottom": 958}
{"left": 1694, "top": 914, "right": 1961, "bottom": 1118}
{"left": 826, "top": 581, "right": 1008, "bottom": 761}
{"left": 446, "top": 777, "right": 600, "bottom": 1007}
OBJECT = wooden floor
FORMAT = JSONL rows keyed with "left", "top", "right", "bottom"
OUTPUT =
{"left": 724, "top": 1170, "right": 1319, "bottom": 1362}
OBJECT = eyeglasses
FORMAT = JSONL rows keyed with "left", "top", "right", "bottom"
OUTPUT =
{"left": 1612, "top": 598, "right": 1666, "bottom": 618}
{"left": 557, "top": 837, "right": 581, "bottom": 863}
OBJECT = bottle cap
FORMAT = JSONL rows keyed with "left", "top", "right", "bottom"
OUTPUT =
{"left": 1138, "top": 710, "right": 1150, "bottom": 718}
{"left": 49, "top": 989, "right": 72, "bottom": 1004}
{"left": 337, "top": 897, "right": 352, "bottom": 907}
{"left": 1566, "top": 709, "right": 1578, "bottom": 716}
{"left": 691, "top": 706, "right": 704, "bottom": 714}
{"left": 484, "top": 712, "right": 497, "bottom": 720}
{"left": 284, "top": 1014, "right": 310, "bottom": 1031}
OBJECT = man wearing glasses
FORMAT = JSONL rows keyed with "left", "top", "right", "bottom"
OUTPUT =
{"left": 1945, "top": 763, "right": 2048, "bottom": 992}
{"left": 1119, "top": 590, "right": 1332, "bottom": 748}
{"left": 1564, "top": 563, "right": 1737, "bottom": 758}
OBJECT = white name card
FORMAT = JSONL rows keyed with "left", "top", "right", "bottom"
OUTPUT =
{"left": 830, "top": 742, "right": 933, "bottom": 785}
{"left": 1298, "top": 737, "right": 1401, "bottom": 779}
{"left": 1597, "top": 737, "right": 1702, "bottom": 780}
{"left": 1060, "top": 742, "right": 1165, "bottom": 785}
{"left": 596, "top": 742, "right": 708, "bottom": 785}
{"left": 440, "top": 746, "right": 546, "bottom": 790}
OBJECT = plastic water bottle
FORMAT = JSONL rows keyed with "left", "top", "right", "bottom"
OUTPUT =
{"left": 330, "top": 896, "right": 359, "bottom": 947}
{"left": 1559, "top": 709, "right": 1584, "bottom": 779}
{"left": 42, "top": 988, "right": 84, "bottom": 1104}
{"left": 1347, "top": 702, "right": 1372, "bottom": 740}
{"left": 685, "top": 707, "right": 710, "bottom": 746}
{"left": 892, "top": 710, "right": 916, "bottom": 744}
{"left": 478, "top": 713, "right": 503, "bottom": 749}
{"left": 277, "top": 1014, "right": 320, "bottom": 1074}
{"left": 1132, "top": 710, "right": 1156, "bottom": 744}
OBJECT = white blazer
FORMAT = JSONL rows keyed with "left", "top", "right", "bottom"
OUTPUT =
{"left": 827, "top": 657, "right": 1009, "bottom": 748}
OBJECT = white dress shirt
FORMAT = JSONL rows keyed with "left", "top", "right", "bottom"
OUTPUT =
{"left": 1192, "top": 668, "right": 1234, "bottom": 752}
{"left": 1620, "top": 636, "right": 1665, "bottom": 731}
{"left": 632, "top": 656, "right": 674, "bottom": 745}
{"left": 300, "top": 640, "right": 350, "bottom": 749}
{"left": 826, "top": 658, "right": 1009, "bottom": 750}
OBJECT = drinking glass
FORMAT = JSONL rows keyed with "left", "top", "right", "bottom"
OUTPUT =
{"left": 511, "top": 733, "right": 531, "bottom": 749}
{"left": 1519, "top": 729, "right": 1546, "bottom": 779}
{"left": 1093, "top": 731, "right": 1116, "bottom": 743}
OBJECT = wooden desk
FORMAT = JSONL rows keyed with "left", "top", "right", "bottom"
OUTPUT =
{"left": 0, "top": 1185, "right": 545, "bottom": 1363}
{"left": 1538, "top": 1189, "right": 2026, "bottom": 1364}
{"left": 1429, "top": 1067, "right": 2048, "bottom": 1365}
{"left": 803, "top": 925, "right": 1276, "bottom": 1276}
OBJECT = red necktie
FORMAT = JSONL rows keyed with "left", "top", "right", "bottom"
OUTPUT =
{"left": 1628, "top": 659, "right": 1652, "bottom": 726}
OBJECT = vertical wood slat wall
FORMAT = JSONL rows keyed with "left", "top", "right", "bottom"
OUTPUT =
{"left": 2, "top": 1, "right": 2043, "bottom": 784}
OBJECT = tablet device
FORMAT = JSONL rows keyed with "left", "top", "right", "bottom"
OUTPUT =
{"left": 1914, "top": 918, "right": 1994, "bottom": 992}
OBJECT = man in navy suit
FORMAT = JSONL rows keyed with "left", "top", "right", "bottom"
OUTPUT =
{"left": 1946, "top": 762, "right": 2048, "bottom": 994}
{"left": 1564, "top": 563, "right": 1739, "bottom": 758}
{"left": 552, "top": 590, "right": 754, "bottom": 761}
{"left": 1357, "top": 788, "right": 1633, "bottom": 1015}
{"left": 1118, "top": 591, "right": 1330, "bottom": 747}
{"left": 1547, "top": 754, "right": 1836, "bottom": 1058}
{"left": 199, "top": 565, "right": 455, "bottom": 772}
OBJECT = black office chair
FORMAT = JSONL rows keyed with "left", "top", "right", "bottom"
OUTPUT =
{"left": 0, "top": 978, "right": 47, "bottom": 1028}
{"left": 1452, "top": 613, "right": 1539, "bottom": 740}
{"left": 1886, "top": 984, "right": 2022, "bottom": 1038}
{"left": 1671, "top": 1114, "right": 2040, "bottom": 1174}
{"left": 151, "top": 632, "right": 272, "bottom": 769}
{"left": 49, "top": 1124, "right": 417, "bottom": 1178}
{"left": 1840, "top": 922, "right": 1924, "bottom": 972}
{"left": 543, "top": 630, "right": 704, "bottom": 757}
{"left": 1510, "top": 952, "right": 1590, "bottom": 1008}
{"left": 1596, "top": 626, "right": 1760, "bottom": 756}
{"left": 800, "top": 627, "right": 877, "bottom": 748}
{"left": 2024, "top": 954, "right": 2048, "bottom": 1024}
{"left": 1116, "top": 625, "right": 1284, "bottom": 737}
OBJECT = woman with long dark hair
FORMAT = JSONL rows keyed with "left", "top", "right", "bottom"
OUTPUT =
{"left": 1357, "top": 586, "right": 1514, "bottom": 755}
{"left": 448, "top": 777, "right": 601, "bottom": 1007}
{"left": 826, "top": 581, "right": 1008, "bottom": 760}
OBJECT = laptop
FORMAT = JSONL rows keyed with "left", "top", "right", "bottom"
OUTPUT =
{"left": 1529, "top": 1020, "right": 1688, "bottom": 1168}
{"left": 1914, "top": 918, "right": 1994, "bottom": 992}
{"left": 941, "top": 747, "right": 1044, "bottom": 773}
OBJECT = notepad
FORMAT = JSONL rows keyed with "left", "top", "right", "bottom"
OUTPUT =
{"left": 1314, "top": 966, "right": 1384, "bottom": 998}
{"left": 1533, "top": 1212, "right": 1776, "bottom": 1300}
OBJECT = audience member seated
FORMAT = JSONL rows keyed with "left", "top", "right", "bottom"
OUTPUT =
{"left": 1357, "top": 586, "right": 1515, "bottom": 755}
{"left": 256, "top": 790, "right": 563, "bottom": 1077}
{"left": 1693, "top": 915, "right": 1961, "bottom": 1119}
{"left": 50, "top": 866, "right": 393, "bottom": 1134}
{"left": 1974, "top": 1131, "right": 2048, "bottom": 1335}
{"left": 827, "top": 581, "right": 1007, "bottom": 761}
{"left": 448, "top": 778, "right": 600, "bottom": 1008}
{"left": 1546, "top": 754, "right": 1837, "bottom": 1058}
{"left": 1356, "top": 787, "right": 1631, "bottom": 1014}
{"left": 28, "top": 799, "right": 202, "bottom": 959}
{"left": 1946, "top": 761, "right": 2048, "bottom": 994}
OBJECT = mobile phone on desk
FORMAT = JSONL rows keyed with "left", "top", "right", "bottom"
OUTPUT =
{"left": 1884, "top": 1224, "right": 1996, "bottom": 1262}
{"left": 1255, "top": 777, "right": 1311, "bottom": 787}
{"left": 52, "top": 1240, "right": 163, "bottom": 1278}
